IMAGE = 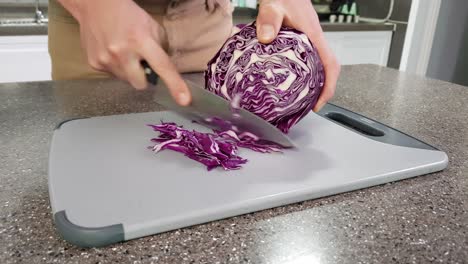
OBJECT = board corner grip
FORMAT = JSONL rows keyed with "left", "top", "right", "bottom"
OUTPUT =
{"left": 53, "top": 210, "right": 124, "bottom": 248}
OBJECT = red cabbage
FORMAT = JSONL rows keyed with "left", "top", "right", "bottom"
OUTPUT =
{"left": 205, "top": 22, "right": 325, "bottom": 133}
{"left": 148, "top": 122, "right": 281, "bottom": 171}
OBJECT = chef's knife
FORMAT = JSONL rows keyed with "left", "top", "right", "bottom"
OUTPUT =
{"left": 141, "top": 61, "right": 295, "bottom": 148}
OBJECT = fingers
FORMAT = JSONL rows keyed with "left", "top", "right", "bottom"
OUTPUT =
{"left": 302, "top": 28, "right": 340, "bottom": 112}
{"left": 89, "top": 44, "right": 148, "bottom": 90}
{"left": 256, "top": 1, "right": 284, "bottom": 43}
{"left": 109, "top": 46, "right": 148, "bottom": 89}
{"left": 119, "top": 58, "right": 147, "bottom": 90}
{"left": 76, "top": 0, "right": 191, "bottom": 105}
{"left": 85, "top": 26, "right": 191, "bottom": 106}
{"left": 313, "top": 49, "right": 340, "bottom": 112}
{"left": 139, "top": 38, "right": 192, "bottom": 106}
{"left": 313, "top": 67, "right": 340, "bottom": 112}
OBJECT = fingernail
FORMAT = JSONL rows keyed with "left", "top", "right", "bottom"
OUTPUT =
{"left": 178, "top": 92, "right": 191, "bottom": 106}
{"left": 260, "top": 24, "right": 275, "bottom": 41}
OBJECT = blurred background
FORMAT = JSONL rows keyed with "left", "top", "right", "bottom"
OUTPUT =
{"left": 0, "top": 0, "right": 467, "bottom": 86}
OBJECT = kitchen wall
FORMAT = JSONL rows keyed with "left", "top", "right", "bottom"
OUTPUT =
{"left": 426, "top": 0, "right": 468, "bottom": 86}
{"left": 356, "top": 0, "right": 412, "bottom": 69}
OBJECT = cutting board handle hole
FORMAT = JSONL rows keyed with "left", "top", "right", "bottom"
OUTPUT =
{"left": 324, "top": 112, "right": 385, "bottom": 137}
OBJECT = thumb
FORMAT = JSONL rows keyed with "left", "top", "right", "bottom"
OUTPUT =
{"left": 256, "top": 2, "right": 284, "bottom": 44}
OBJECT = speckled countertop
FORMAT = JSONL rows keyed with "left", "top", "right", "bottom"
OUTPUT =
{"left": 1, "top": 65, "right": 467, "bottom": 263}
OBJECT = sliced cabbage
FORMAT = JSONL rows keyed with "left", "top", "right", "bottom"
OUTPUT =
{"left": 148, "top": 122, "right": 280, "bottom": 171}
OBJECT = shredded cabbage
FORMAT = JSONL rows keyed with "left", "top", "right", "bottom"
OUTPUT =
{"left": 148, "top": 122, "right": 281, "bottom": 171}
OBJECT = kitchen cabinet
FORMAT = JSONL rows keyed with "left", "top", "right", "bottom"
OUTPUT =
{"left": 324, "top": 31, "right": 393, "bottom": 66}
{"left": 0, "top": 30, "right": 392, "bottom": 83}
{"left": 0, "top": 35, "right": 51, "bottom": 83}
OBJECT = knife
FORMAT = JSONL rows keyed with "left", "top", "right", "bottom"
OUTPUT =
{"left": 141, "top": 61, "right": 295, "bottom": 148}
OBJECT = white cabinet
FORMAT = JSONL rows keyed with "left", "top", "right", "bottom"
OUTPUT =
{"left": 0, "top": 30, "right": 392, "bottom": 83}
{"left": 324, "top": 31, "right": 393, "bottom": 66}
{"left": 0, "top": 35, "right": 51, "bottom": 83}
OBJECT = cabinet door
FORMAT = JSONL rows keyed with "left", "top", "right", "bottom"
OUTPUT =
{"left": 324, "top": 31, "right": 393, "bottom": 66}
{"left": 0, "top": 36, "right": 51, "bottom": 83}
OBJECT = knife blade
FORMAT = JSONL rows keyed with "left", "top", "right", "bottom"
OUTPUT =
{"left": 141, "top": 61, "right": 295, "bottom": 148}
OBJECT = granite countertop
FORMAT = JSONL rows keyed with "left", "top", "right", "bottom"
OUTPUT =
{"left": 0, "top": 4, "right": 394, "bottom": 36}
{"left": 1, "top": 65, "right": 467, "bottom": 263}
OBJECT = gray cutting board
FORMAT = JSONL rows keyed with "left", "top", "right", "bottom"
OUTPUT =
{"left": 48, "top": 104, "right": 448, "bottom": 247}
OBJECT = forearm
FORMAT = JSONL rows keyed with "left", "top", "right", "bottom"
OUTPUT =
{"left": 57, "top": 0, "right": 85, "bottom": 21}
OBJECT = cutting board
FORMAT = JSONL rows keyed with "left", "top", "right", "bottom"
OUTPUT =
{"left": 48, "top": 104, "right": 448, "bottom": 247}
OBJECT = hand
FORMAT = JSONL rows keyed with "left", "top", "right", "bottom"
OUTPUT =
{"left": 58, "top": 0, "right": 191, "bottom": 106}
{"left": 256, "top": 0, "right": 340, "bottom": 112}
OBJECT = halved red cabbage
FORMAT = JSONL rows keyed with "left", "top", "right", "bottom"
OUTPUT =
{"left": 205, "top": 22, "right": 325, "bottom": 133}
{"left": 148, "top": 122, "right": 281, "bottom": 171}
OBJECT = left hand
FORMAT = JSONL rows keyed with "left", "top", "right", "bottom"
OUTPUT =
{"left": 256, "top": 0, "right": 341, "bottom": 112}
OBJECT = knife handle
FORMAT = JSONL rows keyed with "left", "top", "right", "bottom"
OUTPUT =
{"left": 141, "top": 60, "right": 159, "bottom": 85}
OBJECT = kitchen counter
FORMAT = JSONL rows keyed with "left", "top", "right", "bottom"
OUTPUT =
{"left": 0, "top": 21, "right": 395, "bottom": 37}
{"left": 1, "top": 65, "right": 467, "bottom": 263}
{"left": 232, "top": 7, "right": 395, "bottom": 32}
{"left": 0, "top": 23, "right": 47, "bottom": 36}
{"left": 0, "top": 5, "right": 394, "bottom": 36}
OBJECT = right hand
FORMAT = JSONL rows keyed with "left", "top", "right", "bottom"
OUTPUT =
{"left": 58, "top": 0, "right": 191, "bottom": 106}
{"left": 256, "top": 0, "right": 341, "bottom": 112}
